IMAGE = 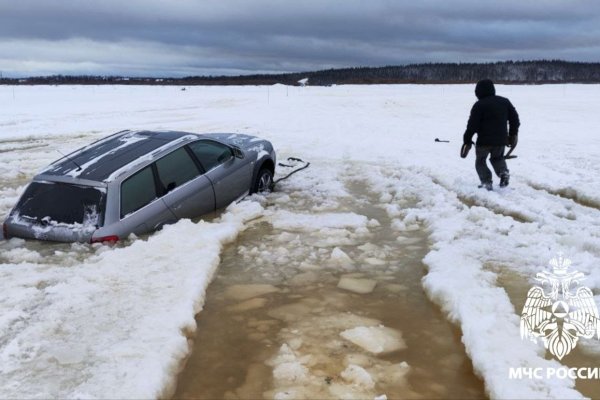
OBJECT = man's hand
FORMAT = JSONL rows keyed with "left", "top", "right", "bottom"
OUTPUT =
{"left": 507, "top": 135, "right": 518, "bottom": 148}
{"left": 460, "top": 142, "right": 472, "bottom": 158}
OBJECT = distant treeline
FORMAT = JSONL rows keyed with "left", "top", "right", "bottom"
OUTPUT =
{"left": 3, "top": 60, "right": 600, "bottom": 86}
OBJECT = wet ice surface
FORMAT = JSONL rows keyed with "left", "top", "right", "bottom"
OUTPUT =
{"left": 174, "top": 164, "right": 485, "bottom": 399}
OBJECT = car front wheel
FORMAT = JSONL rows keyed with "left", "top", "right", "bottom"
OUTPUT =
{"left": 253, "top": 168, "right": 273, "bottom": 193}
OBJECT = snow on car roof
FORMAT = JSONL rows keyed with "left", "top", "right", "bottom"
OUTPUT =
{"left": 39, "top": 130, "right": 200, "bottom": 182}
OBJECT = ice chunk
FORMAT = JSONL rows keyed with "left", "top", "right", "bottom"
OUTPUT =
{"left": 367, "top": 219, "right": 381, "bottom": 228}
{"left": 379, "top": 193, "right": 393, "bottom": 203}
{"left": 227, "top": 297, "right": 268, "bottom": 313}
{"left": 391, "top": 219, "right": 407, "bottom": 231}
{"left": 337, "top": 277, "right": 377, "bottom": 294}
{"left": 372, "top": 362, "right": 410, "bottom": 384}
{"left": 341, "top": 364, "right": 375, "bottom": 389}
{"left": 395, "top": 236, "right": 421, "bottom": 245}
{"left": 330, "top": 247, "right": 354, "bottom": 267}
{"left": 364, "top": 257, "right": 386, "bottom": 266}
{"left": 340, "top": 326, "right": 406, "bottom": 354}
{"left": 268, "top": 301, "right": 315, "bottom": 322}
{"left": 2, "top": 247, "right": 43, "bottom": 263}
{"left": 272, "top": 344, "right": 308, "bottom": 382}
{"left": 288, "top": 271, "right": 319, "bottom": 287}
{"left": 224, "top": 284, "right": 279, "bottom": 301}
{"left": 385, "top": 204, "right": 402, "bottom": 218}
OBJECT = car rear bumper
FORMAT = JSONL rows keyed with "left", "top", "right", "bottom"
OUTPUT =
{"left": 4, "top": 216, "right": 95, "bottom": 243}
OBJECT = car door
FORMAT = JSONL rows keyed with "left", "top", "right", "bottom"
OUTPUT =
{"left": 119, "top": 165, "right": 177, "bottom": 235}
{"left": 154, "top": 146, "right": 216, "bottom": 219}
{"left": 187, "top": 140, "right": 252, "bottom": 209}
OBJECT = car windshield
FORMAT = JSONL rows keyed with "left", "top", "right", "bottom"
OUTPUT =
{"left": 14, "top": 181, "right": 105, "bottom": 227}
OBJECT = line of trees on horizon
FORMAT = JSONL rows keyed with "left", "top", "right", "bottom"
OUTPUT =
{"left": 2, "top": 60, "right": 600, "bottom": 86}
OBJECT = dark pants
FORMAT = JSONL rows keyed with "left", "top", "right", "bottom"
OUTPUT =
{"left": 475, "top": 145, "right": 508, "bottom": 184}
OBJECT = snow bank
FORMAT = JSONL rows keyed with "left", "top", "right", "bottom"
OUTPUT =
{"left": 0, "top": 201, "right": 264, "bottom": 398}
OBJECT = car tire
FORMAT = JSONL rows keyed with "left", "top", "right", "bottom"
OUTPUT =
{"left": 253, "top": 168, "right": 273, "bottom": 193}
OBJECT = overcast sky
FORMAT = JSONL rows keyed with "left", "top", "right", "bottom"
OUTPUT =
{"left": 1, "top": 0, "right": 599, "bottom": 77}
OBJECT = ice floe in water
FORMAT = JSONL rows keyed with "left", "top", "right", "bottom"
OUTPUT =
{"left": 337, "top": 276, "right": 378, "bottom": 294}
{"left": 340, "top": 326, "right": 407, "bottom": 354}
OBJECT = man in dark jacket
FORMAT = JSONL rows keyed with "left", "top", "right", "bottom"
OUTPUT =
{"left": 463, "top": 79, "right": 520, "bottom": 190}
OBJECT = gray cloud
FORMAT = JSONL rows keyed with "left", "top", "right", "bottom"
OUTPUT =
{"left": 1, "top": 0, "right": 599, "bottom": 77}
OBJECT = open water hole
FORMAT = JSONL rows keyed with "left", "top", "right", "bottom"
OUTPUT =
{"left": 174, "top": 176, "right": 486, "bottom": 399}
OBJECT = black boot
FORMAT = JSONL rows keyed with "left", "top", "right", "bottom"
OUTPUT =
{"left": 499, "top": 173, "right": 510, "bottom": 188}
{"left": 478, "top": 182, "right": 493, "bottom": 191}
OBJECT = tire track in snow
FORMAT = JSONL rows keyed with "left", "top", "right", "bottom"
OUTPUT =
{"left": 429, "top": 176, "right": 534, "bottom": 224}
{"left": 525, "top": 180, "right": 600, "bottom": 212}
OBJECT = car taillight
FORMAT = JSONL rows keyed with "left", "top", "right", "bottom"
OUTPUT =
{"left": 90, "top": 235, "right": 119, "bottom": 244}
{"left": 2, "top": 222, "right": 8, "bottom": 240}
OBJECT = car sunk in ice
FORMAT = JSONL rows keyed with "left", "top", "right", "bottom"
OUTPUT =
{"left": 3, "top": 130, "right": 276, "bottom": 243}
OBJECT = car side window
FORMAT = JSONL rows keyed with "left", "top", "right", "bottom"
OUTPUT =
{"left": 121, "top": 166, "right": 157, "bottom": 218}
{"left": 155, "top": 147, "right": 201, "bottom": 194}
{"left": 188, "top": 140, "right": 233, "bottom": 172}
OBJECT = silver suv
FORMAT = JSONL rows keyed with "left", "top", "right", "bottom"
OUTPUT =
{"left": 3, "top": 130, "right": 276, "bottom": 243}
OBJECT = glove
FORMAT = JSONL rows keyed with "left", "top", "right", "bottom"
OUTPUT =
{"left": 507, "top": 135, "right": 518, "bottom": 148}
{"left": 460, "top": 142, "right": 472, "bottom": 159}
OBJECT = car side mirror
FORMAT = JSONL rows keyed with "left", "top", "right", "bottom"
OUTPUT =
{"left": 231, "top": 146, "right": 244, "bottom": 159}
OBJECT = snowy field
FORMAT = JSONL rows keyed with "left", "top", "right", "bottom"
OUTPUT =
{"left": 1, "top": 84, "right": 600, "bottom": 399}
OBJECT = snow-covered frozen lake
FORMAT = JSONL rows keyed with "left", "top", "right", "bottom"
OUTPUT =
{"left": 1, "top": 84, "right": 600, "bottom": 399}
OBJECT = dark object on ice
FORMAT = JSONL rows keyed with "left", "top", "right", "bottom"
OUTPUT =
{"left": 3, "top": 130, "right": 276, "bottom": 243}
{"left": 504, "top": 146, "right": 518, "bottom": 160}
{"left": 276, "top": 157, "right": 310, "bottom": 188}
{"left": 504, "top": 135, "right": 518, "bottom": 159}
{"left": 463, "top": 79, "right": 520, "bottom": 184}
{"left": 460, "top": 142, "right": 472, "bottom": 158}
{"left": 435, "top": 138, "right": 449, "bottom": 143}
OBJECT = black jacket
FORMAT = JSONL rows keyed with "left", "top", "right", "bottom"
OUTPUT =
{"left": 463, "top": 79, "right": 520, "bottom": 146}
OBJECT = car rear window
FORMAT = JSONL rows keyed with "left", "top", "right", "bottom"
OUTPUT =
{"left": 14, "top": 181, "right": 105, "bottom": 226}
